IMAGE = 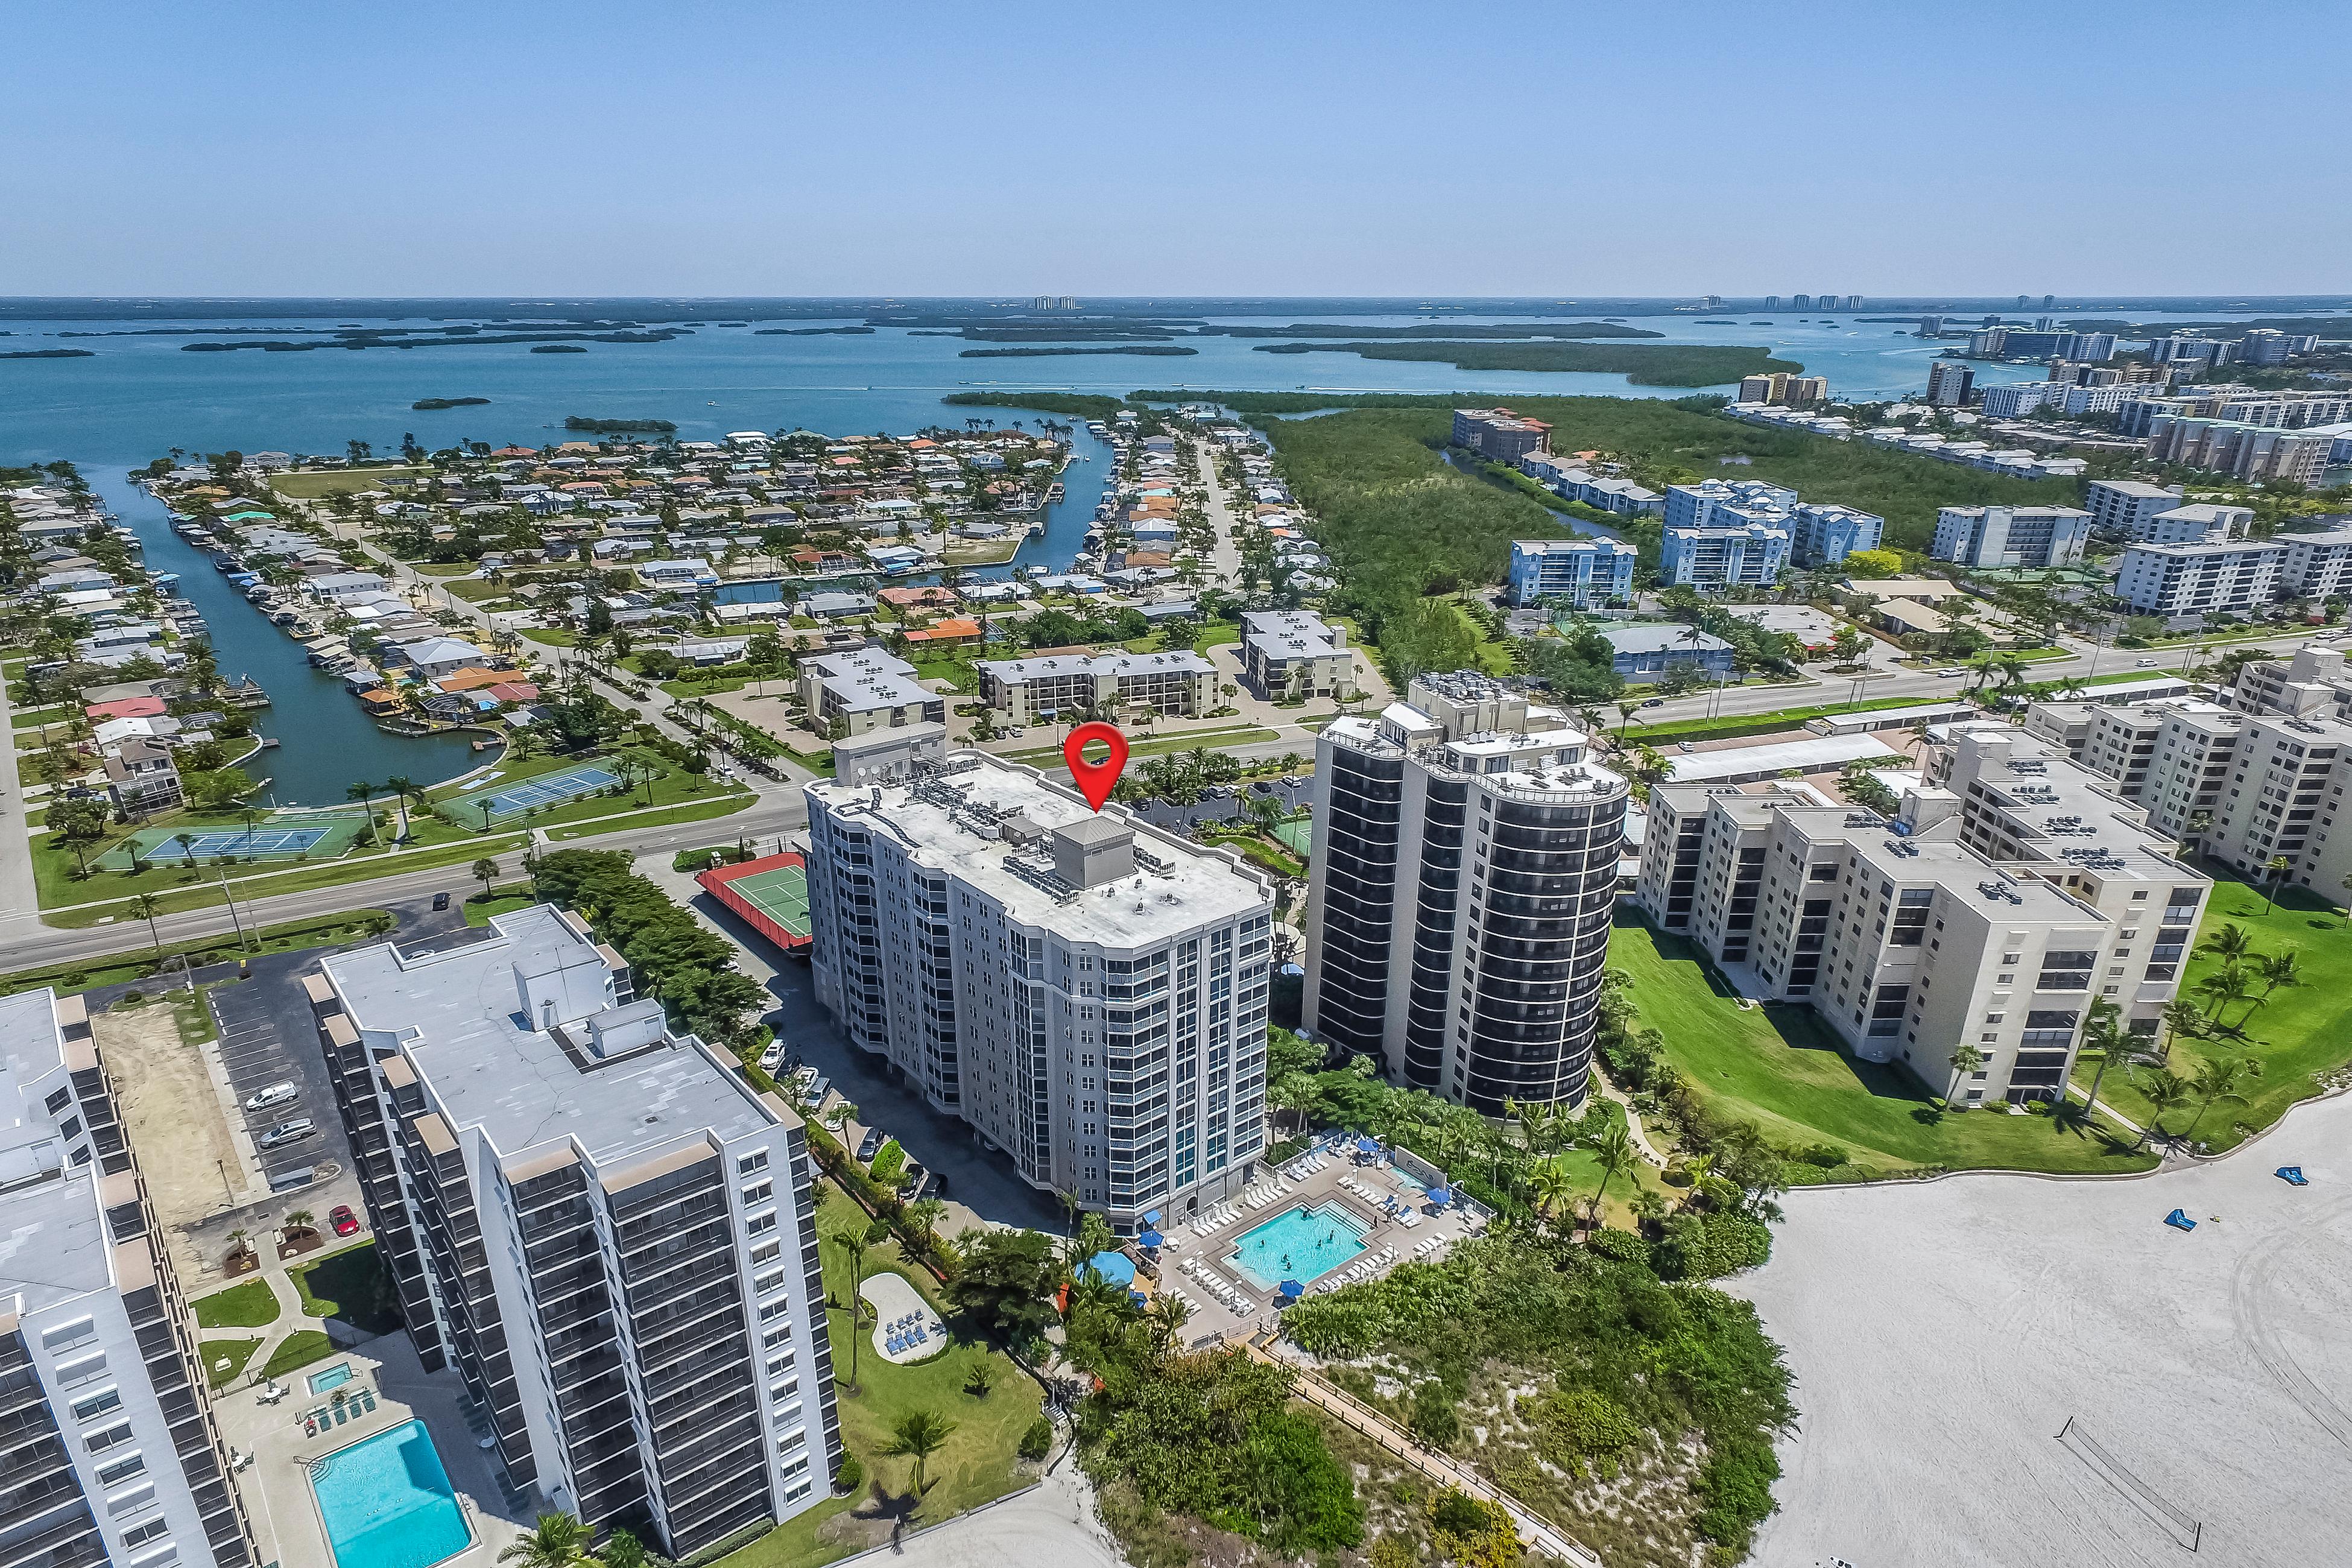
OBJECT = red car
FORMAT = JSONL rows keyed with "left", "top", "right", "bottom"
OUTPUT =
{"left": 329, "top": 1204, "right": 361, "bottom": 1238}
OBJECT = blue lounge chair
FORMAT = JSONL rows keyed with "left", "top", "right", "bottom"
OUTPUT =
{"left": 2277, "top": 1166, "right": 2308, "bottom": 1185}
{"left": 2164, "top": 1208, "right": 2197, "bottom": 1232}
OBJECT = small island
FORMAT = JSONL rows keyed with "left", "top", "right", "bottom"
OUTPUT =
{"left": 1, "top": 347, "right": 97, "bottom": 359}
{"left": 754, "top": 326, "right": 876, "bottom": 336}
{"left": 531, "top": 344, "right": 588, "bottom": 354}
{"left": 411, "top": 396, "right": 491, "bottom": 410}
{"left": 958, "top": 345, "right": 1199, "bottom": 358}
{"left": 564, "top": 415, "right": 675, "bottom": 433}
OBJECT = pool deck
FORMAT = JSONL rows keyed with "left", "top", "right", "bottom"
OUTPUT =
{"left": 1142, "top": 1140, "right": 1485, "bottom": 1343}
{"left": 215, "top": 1332, "right": 534, "bottom": 1568}
{"left": 861, "top": 1269, "right": 947, "bottom": 1364}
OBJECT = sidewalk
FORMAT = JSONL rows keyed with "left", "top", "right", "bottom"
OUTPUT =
{"left": 1247, "top": 1339, "right": 1601, "bottom": 1567}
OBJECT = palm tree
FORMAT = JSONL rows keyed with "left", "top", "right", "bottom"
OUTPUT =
{"left": 2195, "top": 964, "right": 2252, "bottom": 1029}
{"left": 2180, "top": 810, "right": 2214, "bottom": 859}
{"left": 1615, "top": 700, "right": 1641, "bottom": 745}
{"left": 129, "top": 892, "right": 167, "bottom": 969}
{"left": 472, "top": 857, "right": 501, "bottom": 900}
{"left": 1146, "top": 1292, "right": 1192, "bottom": 1355}
{"left": 2260, "top": 854, "right": 2294, "bottom": 914}
{"left": 2075, "top": 1002, "right": 2132, "bottom": 1130}
{"left": 2198, "top": 922, "right": 2254, "bottom": 966}
{"left": 174, "top": 831, "right": 198, "bottom": 868}
{"left": 346, "top": 780, "right": 378, "bottom": 842}
{"left": 830, "top": 1225, "right": 870, "bottom": 1392}
{"left": 384, "top": 774, "right": 417, "bottom": 841}
{"left": 1947, "top": 1042, "right": 1988, "bottom": 1104}
{"left": 2180, "top": 1055, "right": 2263, "bottom": 1147}
{"left": 2157, "top": 1000, "right": 2202, "bottom": 1066}
{"left": 497, "top": 1513, "right": 601, "bottom": 1567}
{"left": 1530, "top": 1159, "right": 1576, "bottom": 1230}
{"left": 884, "top": 1409, "right": 958, "bottom": 1499}
{"left": 1585, "top": 1122, "right": 1634, "bottom": 1224}
{"left": 2134, "top": 1067, "right": 2194, "bottom": 1147}
{"left": 2252, "top": 948, "right": 2303, "bottom": 1015}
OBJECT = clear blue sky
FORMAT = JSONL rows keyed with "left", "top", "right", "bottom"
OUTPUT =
{"left": 4, "top": 0, "right": 2345, "bottom": 299}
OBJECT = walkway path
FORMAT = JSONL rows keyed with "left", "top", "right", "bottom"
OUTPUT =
{"left": 192, "top": 1261, "right": 308, "bottom": 1393}
{"left": 1244, "top": 1339, "right": 1601, "bottom": 1567}
{"left": 1586, "top": 1076, "right": 1670, "bottom": 1169}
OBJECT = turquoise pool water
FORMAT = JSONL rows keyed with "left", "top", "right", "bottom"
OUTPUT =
{"left": 1230, "top": 1202, "right": 1368, "bottom": 1289}
{"left": 309, "top": 1419, "right": 472, "bottom": 1568}
{"left": 308, "top": 1362, "right": 353, "bottom": 1395}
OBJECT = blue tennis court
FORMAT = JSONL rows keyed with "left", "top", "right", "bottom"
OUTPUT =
{"left": 469, "top": 763, "right": 622, "bottom": 819}
{"left": 175, "top": 826, "right": 330, "bottom": 857}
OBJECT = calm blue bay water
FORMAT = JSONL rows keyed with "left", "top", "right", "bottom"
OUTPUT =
{"left": 0, "top": 304, "right": 2297, "bottom": 802}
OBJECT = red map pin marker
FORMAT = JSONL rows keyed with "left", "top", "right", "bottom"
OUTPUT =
{"left": 1062, "top": 721, "right": 1130, "bottom": 812}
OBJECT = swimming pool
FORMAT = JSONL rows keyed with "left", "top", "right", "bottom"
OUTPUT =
{"left": 308, "top": 1419, "right": 473, "bottom": 1568}
{"left": 308, "top": 1362, "right": 353, "bottom": 1395}
{"left": 1230, "top": 1201, "right": 1368, "bottom": 1290}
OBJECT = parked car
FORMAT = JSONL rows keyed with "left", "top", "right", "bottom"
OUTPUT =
{"left": 856, "top": 1128, "right": 886, "bottom": 1162}
{"left": 329, "top": 1204, "right": 360, "bottom": 1238}
{"left": 258, "top": 1118, "right": 316, "bottom": 1149}
{"left": 432, "top": 891, "right": 451, "bottom": 911}
{"left": 757, "top": 1040, "right": 788, "bottom": 1073}
{"left": 244, "top": 1081, "right": 299, "bottom": 1113}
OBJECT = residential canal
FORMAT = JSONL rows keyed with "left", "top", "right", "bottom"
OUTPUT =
{"left": 101, "top": 471, "right": 483, "bottom": 806}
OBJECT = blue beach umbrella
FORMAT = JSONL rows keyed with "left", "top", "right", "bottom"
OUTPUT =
{"left": 1138, "top": 1229, "right": 1165, "bottom": 1249}
{"left": 1427, "top": 1185, "right": 1453, "bottom": 1204}
{"left": 1355, "top": 1135, "right": 1380, "bottom": 1154}
{"left": 1278, "top": 1279, "right": 1304, "bottom": 1301}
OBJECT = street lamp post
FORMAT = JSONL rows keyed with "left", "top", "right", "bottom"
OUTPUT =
{"left": 215, "top": 864, "right": 252, "bottom": 952}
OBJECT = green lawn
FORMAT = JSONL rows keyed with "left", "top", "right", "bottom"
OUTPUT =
{"left": 464, "top": 891, "right": 537, "bottom": 926}
{"left": 191, "top": 1278, "right": 281, "bottom": 1329}
{"left": 545, "top": 793, "right": 757, "bottom": 840}
{"left": 1002, "top": 725, "right": 1279, "bottom": 768}
{"left": 268, "top": 466, "right": 426, "bottom": 500}
{"left": 291, "top": 1241, "right": 404, "bottom": 1335}
{"left": 0, "top": 909, "right": 391, "bottom": 997}
{"left": 262, "top": 1330, "right": 335, "bottom": 1380}
{"left": 2073, "top": 874, "right": 2352, "bottom": 1152}
{"left": 1613, "top": 917, "right": 2155, "bottom": 1178}
{"left": 42, "top": 834, "right": 532, "bottom": 928}
{"left": 206, "top": 1338, "right": 263, "bottom": 1389}
{"left": 720, "top": 1184, "right": 1040, "bottom": 1568}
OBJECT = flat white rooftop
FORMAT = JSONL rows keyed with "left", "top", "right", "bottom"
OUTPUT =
{"left": 807, "top": 754, "right": 1268, "bottom": 946}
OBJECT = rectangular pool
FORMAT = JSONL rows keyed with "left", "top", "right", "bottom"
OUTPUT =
{"left": 308, "top": 1418, "right": 473, "bottom": 1568}
{"left": 1230, "top": 1201, "right": 1369, "bottom": 1290}
{"left": 308, "top": 1362, "right": 353, "bottom": 1395}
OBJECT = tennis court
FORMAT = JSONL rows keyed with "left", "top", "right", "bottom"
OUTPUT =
{"left": 441, "top": 762, "right": 623, "bottom": 823}
{"left": 727, "top": 862, "right": 810, "bottom": 935}
{"left": 1273, "top": 818, "right": 1312, "bottom": 858}
{"left": 95, "top": 813, "right": 370, "bottom": 869}
{"left": 697, "top": 853, "right": 812, "bottom": 950}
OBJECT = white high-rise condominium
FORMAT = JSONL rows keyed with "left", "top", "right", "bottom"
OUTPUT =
{"left": 1305, "top": 673, "right": 1629, "bottom": 1113}
{"left": 803, "top": 754, "right": 1275, "bottom": 1227}
{"left": 312, "top": 906, "right": 839, "bottom": 1558}
{"left": 1, "top": 989, "right": 260, "bottom": 1568}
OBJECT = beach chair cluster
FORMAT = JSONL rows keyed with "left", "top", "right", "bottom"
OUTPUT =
{"left": 1310, "top": 1244, "right": 1400, "bottom": 1294}
{"left": 1178, "top": 1255, "right": 1257, "bottom": 1312}
{"left": 884, "top": 1312, "right": 935, "bottom": 1355}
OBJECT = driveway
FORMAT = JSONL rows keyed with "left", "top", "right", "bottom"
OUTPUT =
{"left": 683, "top": 889, "right": 1067, "bottom": 1238}
{"left": 1733, "top": 1090, "right": 2352, "bottom": 1567}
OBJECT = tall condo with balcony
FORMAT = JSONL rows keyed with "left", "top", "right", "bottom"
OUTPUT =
{"left": 803, "top": 754, "right": 1275, "bottom": 1227}
{"left": 1, "top": 989, "right": 259, "bottom": 1568}
{"left": 1304, "top": 673, "right": 1629, "bottom": 1113}
{"left": 310, "top": 908, "right": 840, "bottom": 1558}
{"left": 1931, "top": 505, "right": 2094, "bottom": 568}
